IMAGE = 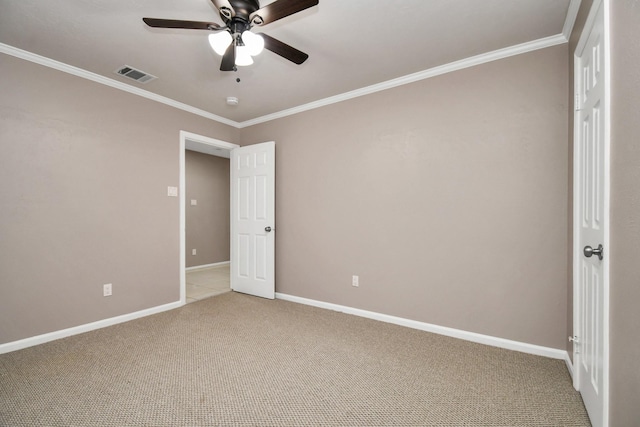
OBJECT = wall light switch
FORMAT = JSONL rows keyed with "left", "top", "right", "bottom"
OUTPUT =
{"left": 191, "top": 199, "right": 197, "bottom": 206}
{"left": 352, "top": 275, "right": 359, "bottom": 287}
{"left": 167, "top": 186, "right": 178, "bottom": 197}
{"left": 192, "top": 249, "right": 197, "bottom": 256}
{"left": 103, "top": 283, "right": 112, "bottom": 297}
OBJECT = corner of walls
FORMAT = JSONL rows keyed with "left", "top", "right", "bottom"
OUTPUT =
{"left": 241, "top": 44, "right": 571, "bottom": 352}
{"left": 563, "top": 0, "right": 584, "bottom": 41}
{"left": 0, "top": 44, "right": 241, "bottom": 129}
{"left": 0, "top": 52, "right": 237, "bottom": 347}
{"left": 277, "top": 293, "right": 571, "bottom": 362}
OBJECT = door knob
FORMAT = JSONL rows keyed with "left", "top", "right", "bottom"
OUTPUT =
{"left": 265, "top": 226, "right": 272, "bottom": 232}
{"left": 583, "top": 244, "right": 604, "bottom": 260}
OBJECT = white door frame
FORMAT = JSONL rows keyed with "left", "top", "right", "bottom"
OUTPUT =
{"left": 179, "top": 130, "right": 239, "bottom": 304}
{"left": 572, "top": 0, "right": 610, "bottom": 425}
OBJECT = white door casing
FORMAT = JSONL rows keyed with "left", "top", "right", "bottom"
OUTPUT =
{"left": 231, "top": 141, "right": 275, "bottom": 299}
{"left": 179, "top": 131, "right": 239, "bottom": 305}
{"left": 573, "top": 1, "right": 609, "bottom": 426}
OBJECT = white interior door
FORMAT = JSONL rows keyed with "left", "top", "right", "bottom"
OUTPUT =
{"left": 574, "top": 2, "right": 608, "bottom": 426}
{"left": 230, "top": 141, "right": 275, "bottom": 299}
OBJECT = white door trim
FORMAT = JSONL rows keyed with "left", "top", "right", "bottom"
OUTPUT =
{"left": 179, "top": 131, "right": 239, "bottom": 304}
{"left": 572, "top": 0, "right": 610, "bottom": 425}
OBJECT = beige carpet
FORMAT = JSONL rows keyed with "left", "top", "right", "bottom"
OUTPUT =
{"left": 0, "top": 292, "right": 590, "bottom": 426}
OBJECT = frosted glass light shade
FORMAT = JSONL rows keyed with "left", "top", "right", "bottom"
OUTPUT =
{"left": 235, "top": 45, "right": 254, "bottom": 66}
{"left": 208, "top": 31, "right": 232, "bottom": 56}
{"left": 241, "top": 31, "right": 264, "bottom": 56}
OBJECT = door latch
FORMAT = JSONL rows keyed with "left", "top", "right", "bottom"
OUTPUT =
{"left": 569, "top": 336, "right": 580, "bottom": 354}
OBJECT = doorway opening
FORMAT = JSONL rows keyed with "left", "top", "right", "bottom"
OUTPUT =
{"left": 179, "top": 131, "right": 240, "bottom": 304}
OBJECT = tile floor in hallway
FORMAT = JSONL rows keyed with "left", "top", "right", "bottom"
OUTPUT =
{"left": 186, "top": 263, "right": 230, "bottom": 303}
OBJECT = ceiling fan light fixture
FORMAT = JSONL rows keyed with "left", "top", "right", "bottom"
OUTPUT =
{"left": 235, "top": 45, "right": 254, "bottom": 66}
{"left": 241, "top": 30, "right": 264, "bottom": 56}
{"left": 208, "top": 31, "right": 232, "bottom": 56}
{"left": 143, "top": 0, "right": 320, "bottom": 71}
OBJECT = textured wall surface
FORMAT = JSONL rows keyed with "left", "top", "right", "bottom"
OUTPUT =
{"left": 242, "top": 45, "right": 569, "bottom": 349}
{"left": 185, "top": 150, "right": 230, "bottom": 268}
{"left": 0, "top": 54, "right": 238, "bottom": 344}
{"left": 609, "top": 0, "right": 640, "bottom": 424}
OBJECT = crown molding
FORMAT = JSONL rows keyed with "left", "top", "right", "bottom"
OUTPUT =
{"left": 0, "top": 43, "right": 240, "bottom": 128}
{"left": 239, "top": 33, "right": 568, "bottom": 128}
{"left": 2, "top": 26, "right": 571, "bottom": 131}
{"left": 563, "top": 0, "right": 583, "bottom": 40}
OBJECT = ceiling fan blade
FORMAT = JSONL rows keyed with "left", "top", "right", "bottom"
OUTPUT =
{"left": 220, "top": 43, "right": 236, "bottom": 71}
{"left": 210, "top": 0, "right": 236, "bottom": 20}
{"left": 250, "top": 0, "right": 318, "bottom": 26}
{"left": 142, "top": 18, "right": 221, "bottom": 30}
{"left": 260, "top": 33, "right": 309, "bottom": 65}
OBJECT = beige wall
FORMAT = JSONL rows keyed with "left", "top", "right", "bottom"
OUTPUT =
{"left": 609, "top": 1, "right": 640, "bottom": 424}
{"left": 2, "top": 7, "right": 636, "bottom": 420}
{"left": 241, "top": 45, "right": 569, "bottom": 349}
{"left": 0, "top": 54, "right": 238, "bottom": 344}
{"left": 185, "top": 150, "right": 230, "bottom": 268}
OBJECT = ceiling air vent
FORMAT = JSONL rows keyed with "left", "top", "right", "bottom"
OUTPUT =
{"left": 115, "top": 65, "right": 157, "bottom": 84}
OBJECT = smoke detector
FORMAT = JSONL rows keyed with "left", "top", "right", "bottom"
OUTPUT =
{"left": 226, "top": 97, "right": 239, "bottom": 106}
{"left": 114, "top": 65, "right": 157, "bottom": 84}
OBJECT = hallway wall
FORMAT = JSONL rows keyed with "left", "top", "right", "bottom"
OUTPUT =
{"left": 185, "top": 150, "right": 230, "bottom": 268}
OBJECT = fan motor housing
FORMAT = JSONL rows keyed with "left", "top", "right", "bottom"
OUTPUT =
{"left": 227, "top": 0, "right": 260, "bottom": 20}
{"left": 229, "top": 18, "right": 250, "bottom": 35}
{"left": 142, "top": 0, "right": 318, "bottom": 70}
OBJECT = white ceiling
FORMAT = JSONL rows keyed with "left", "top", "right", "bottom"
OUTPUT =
{"left": 0, "top": 0, "right": 574, "bottom": 125}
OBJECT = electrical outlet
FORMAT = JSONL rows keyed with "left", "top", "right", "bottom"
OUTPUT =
{"left": 192, "top": 249, "right": 197, "bottom": 255}
{"left": 190, "top": 199, "right": 197, "bottom": 206}
{"left": 103, "top": 283, "right": 112, "bottom": 297}
{"left": 352, "top": 275, "right": 359, "bottom": 287}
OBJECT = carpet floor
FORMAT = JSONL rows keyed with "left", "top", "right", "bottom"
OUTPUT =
{"left": 0, "top": 292, "right": 591, "bottom": 426}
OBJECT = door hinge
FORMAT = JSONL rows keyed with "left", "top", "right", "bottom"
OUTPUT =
{"left": 569, "top": 336, "right": 580, "bottom": 354}
{"left": 575, "top": 93, "right": 581, "bottom": 111}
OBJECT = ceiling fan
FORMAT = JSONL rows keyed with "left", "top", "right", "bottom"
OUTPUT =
{"left": 143, "top": 0, "right": 319, "bottom": 71}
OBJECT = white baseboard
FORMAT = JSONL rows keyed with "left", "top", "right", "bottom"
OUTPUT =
{"left": 186, "top": 261, "right": 230, "bottom": 272}
{"left": 565, "top": 352, "right": 575, "bottom": 380}
{"left": 276, "top": 293, "right": 570, "bottom": 361}
{"left": 0, "top": 300, "right": 183, "bottom": 354}
{"left": 2, "top": 290, "right": 572, "bottom": 368}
